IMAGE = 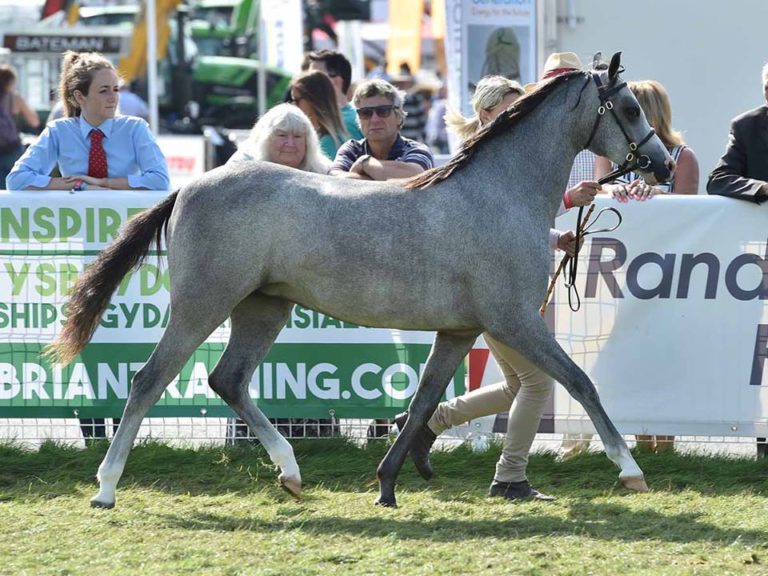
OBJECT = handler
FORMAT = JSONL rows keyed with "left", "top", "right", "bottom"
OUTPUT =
{"left": 395, "top": 54, "right": 599, "bottom": 501}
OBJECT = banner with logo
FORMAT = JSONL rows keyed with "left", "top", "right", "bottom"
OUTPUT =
{"left": 470, "top": 195, "right": 768, "bottom": 438}
{"left": 440, "top": 0, "right": 537, "bottom": 148}
{"left": 0, "top": 191, "right": 464, "bottom": 419}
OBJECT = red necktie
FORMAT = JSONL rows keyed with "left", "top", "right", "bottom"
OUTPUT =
{"left": 88, "top": 129, "right": 108, "bottom": 178}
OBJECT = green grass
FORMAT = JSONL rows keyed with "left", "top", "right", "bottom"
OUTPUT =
{"left": 1, "top": 439, "right": 767, "bottom": 575}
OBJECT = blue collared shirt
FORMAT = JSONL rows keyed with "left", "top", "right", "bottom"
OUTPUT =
{"left": 6, "top": 116, "right": 170, "bottom": 191}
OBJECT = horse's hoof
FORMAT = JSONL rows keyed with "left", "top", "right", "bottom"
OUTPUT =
{"left": 90, "top": 497, "right": 115, "bottom": 509}
{"left": 374, "top": 496, "right": 397, "bottom": 508}
{"left": 278, "top": 474, "right": 302, "bottom": 500}
{"left": 621, "top": 475, "right": 649, "bottom": 492}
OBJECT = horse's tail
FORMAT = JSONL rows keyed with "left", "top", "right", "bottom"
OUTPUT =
{"left": 45, "top": 190, "right": 180, "bottom": 365}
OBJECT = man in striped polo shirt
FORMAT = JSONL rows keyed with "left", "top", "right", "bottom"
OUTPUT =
{"left": 330, "top": 78, "right": 434, "bottom": 181}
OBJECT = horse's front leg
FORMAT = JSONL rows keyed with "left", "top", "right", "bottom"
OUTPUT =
{"left": 487, "top": 319, "right": 647, "bottom": 492}
{"left": 376, "top": 331, "right": 477, "bottom": 507}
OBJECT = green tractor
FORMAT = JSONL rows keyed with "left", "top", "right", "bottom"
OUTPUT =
{"left": 186, "top": 0, "right": 290, "bottom": 129}
{"left": 78, "top": 0, "right": 291, "bottom": 131}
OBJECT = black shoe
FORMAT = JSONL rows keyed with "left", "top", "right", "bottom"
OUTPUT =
{"left": 488, "top": 479, "right": 555, "bottom": 501}
{"left": 394, "top": 411, "right": 437, "bottom": 481}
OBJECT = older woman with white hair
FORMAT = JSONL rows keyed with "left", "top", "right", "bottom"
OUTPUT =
{"left": 226, "top": 103, "right": 334, "bottom": 442}
{"left": 229, "top": 103, "right": 330, "bottom": 173}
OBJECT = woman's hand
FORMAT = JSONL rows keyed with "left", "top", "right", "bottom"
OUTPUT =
{"left": 566, "top": 181, "right": 602, "bottom": 206}
{"left": 627, "top": 179, "right": 661, "bottom": 201}
{"left": 63, "top": 175, "right": 110, "bottom": 190}
{"left": 556, "top": 230, "right": 584, "bottom": 257}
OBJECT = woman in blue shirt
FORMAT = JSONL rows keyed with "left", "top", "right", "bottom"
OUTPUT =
{"left": 6, "top": 50, "right": 169, "bottom": 191}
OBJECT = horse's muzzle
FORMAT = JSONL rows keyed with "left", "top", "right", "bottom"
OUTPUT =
{"left": 656, "top": 157, "right": 676, "bottom": 183}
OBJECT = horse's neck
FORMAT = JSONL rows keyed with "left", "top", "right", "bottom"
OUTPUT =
{"left": 465, "top": 92, "right": 583, "bottom": 218}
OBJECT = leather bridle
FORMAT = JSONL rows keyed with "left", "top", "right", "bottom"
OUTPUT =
{"left": 564, "top": 71, "right": 660, "bottom": 312}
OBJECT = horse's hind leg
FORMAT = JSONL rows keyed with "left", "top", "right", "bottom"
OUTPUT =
{"left": 91, "top": 306, "right": 232, "bottom": 508}
{"left": 205, "top": 292, "right": 301, "bottom": 498}
{"left": 376, "top": 331, "right": 477, "bottom": 507}
{"left": 487, "top": 319, "right": 647, "bottom": 491}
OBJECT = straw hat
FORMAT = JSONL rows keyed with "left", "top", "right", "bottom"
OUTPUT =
{"left": 525, "top": 52, "right": 584, "bottom": 93}
{"left": 542, "top": 52, "right": 583, "bottom": 78}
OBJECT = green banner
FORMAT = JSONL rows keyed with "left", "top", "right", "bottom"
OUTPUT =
{"left": 0, "top": 343, "right": 465, "bottom": 418}
{"left": 0, "top": 192, "right": 466, "bottom": 419}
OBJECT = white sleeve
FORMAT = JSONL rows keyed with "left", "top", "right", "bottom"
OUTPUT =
{"left": 549, "top": 228, "right": 562, "bottom": 251}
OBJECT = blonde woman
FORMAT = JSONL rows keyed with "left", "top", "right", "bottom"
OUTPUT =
{"left": 597, "top": 80, "right": 699, "bottom": 201}
{"left": 595, "top": 80, "right": 698, "bottom": 453}
{"left": 396, "top": 75, "right": 594, "bottom": 501}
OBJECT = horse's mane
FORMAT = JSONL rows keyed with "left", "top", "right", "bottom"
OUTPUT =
{"left": 405, "top": 70, "right": 586, "bottom": 190}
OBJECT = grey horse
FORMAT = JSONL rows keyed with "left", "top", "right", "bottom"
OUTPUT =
{"left": 48, "top": 53, "right": 674, "bottom": 509}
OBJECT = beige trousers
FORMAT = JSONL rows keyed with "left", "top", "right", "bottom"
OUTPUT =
{"left": 427, "top": 335, "right": 553, "bottom": 483}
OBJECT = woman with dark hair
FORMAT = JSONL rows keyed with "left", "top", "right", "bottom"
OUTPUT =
{"left": 0, "top": 64, "right": 39, "bottom": 184}
{"left": 7, "top": 50, "right": 168, "bottom": 192}
{"left": 289, "top": 70, "right": 348, "bottom": 159}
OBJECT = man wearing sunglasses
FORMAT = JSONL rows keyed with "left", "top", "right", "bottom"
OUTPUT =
{"left": 330, "top": 79, "right": 434, "bottom": 180}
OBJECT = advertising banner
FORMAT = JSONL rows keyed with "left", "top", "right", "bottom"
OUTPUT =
{"left": 552, "top": 196, "right": 768, "bottom": 437}
{"left": 440, "top": 0, "right": 537, "bottom": 148}
{"left": 0, "top": 191, "right": 464, "bottom": 418}
{"left": 155, "top": 135, "right": 205, "bottom": 189}
{"left": 468, "top": 196, "right": 768, "bottom": 438}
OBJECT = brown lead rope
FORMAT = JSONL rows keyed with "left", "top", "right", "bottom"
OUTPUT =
{"left": 538, "top": 165, "right": 637, "bottom": 318}
{"left": 539, "top": 204, "right": 596, "bottom": 317}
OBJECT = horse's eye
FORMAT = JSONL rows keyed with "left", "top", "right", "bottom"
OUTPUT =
{"left": 626, "top": 106, "right": 641, "bottom": 119}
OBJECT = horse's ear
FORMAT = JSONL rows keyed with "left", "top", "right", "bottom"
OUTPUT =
{"left": 608, "top": 52, "right": 622, "bottom": 80}
{"left": 591, "top": 52, "right": 603, "bottom": 69}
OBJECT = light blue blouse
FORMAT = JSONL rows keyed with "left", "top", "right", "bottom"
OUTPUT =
{"left": 6, "top": 115, "right": 170, "bottom": 191}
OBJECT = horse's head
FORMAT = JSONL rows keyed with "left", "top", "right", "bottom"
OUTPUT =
{"left": 582, "top": 52, "right": 675, "bottom": 185}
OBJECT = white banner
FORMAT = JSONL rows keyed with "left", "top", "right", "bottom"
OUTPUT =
{"left": 549, "top": 196, "right": 767, "bottom": 437}
{"left": 470, "top": 196, "right": 768, "bottom": 437}
{"left": 260, "top": 0, "right": 304, "bottom": 75}
{"left": 155, "top": 135, "right": 205, "bottom": 190}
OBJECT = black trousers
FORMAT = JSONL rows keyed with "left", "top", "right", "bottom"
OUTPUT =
{"left": 80, "top": 418, "right": 121, "bottom": 439}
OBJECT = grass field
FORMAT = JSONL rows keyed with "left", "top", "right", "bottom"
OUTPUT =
{"left": 1, "top": 439, "right": 767, "bottom": 576}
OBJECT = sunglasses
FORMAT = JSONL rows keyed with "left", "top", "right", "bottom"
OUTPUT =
{"left": 288, "top": 95, "right": 303, "bottom": 104}
{"left": 356, "top": 105, "right": 396, "bottom": 119}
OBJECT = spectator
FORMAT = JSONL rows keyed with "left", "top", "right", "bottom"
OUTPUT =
{"left": 597, "top": 80, "right": 699, "bottom": 202}
{"left": 330, "top": 78, "right": 434, "bottom": 181}
{"left": 394, "top": 73, "right": 594, "bottom": 502}
{"left": 7, "top": 51, "right": 169, "bottom": 193}
{"left": 5, "top": 51, "right": 169, "bottom": 441}
{"left": 228, "top": 103, "right": 329, "bottom": 173}
{"left": 707, "top": 62, "right": 768, "bottom": 457}
{"left": 289, "top": 70, "right": 348, "bottom": 160}
{"left": 391, "top": 73, "right": 428, "bottom": 143}
{"left": 707, "top": 63, "right": 768, "bottom": 204}
{"left": 227, "top": 104, "right": 334, "bottom": 441}
{"left": 117, "top": 83, "right": 149, "bottom": 121}
{"left": 304, "top": 49, "right": 364, "bottom": 140}
{"left": 593, "top": 79, "right": 699, "bottom": 453}
{"left": 425, "top": 82, "right": 449, "bottom": 155}
{"left": 0, "top": 64, "right": 40, "bottom": 184}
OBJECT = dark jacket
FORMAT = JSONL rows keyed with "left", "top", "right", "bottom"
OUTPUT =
{"left": 707, "top": 105, "right": 768, "bottom": 203}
